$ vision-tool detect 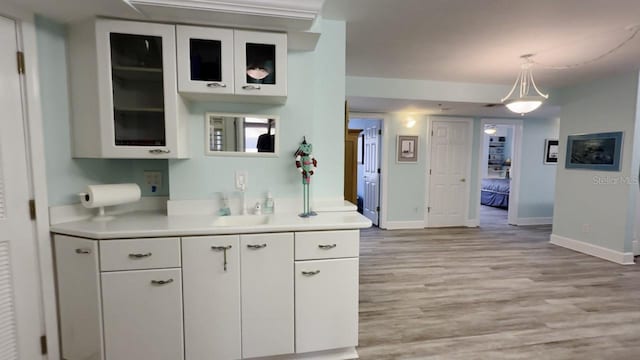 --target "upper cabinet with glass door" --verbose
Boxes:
[68,19,189,159]
[234,30,287,99]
